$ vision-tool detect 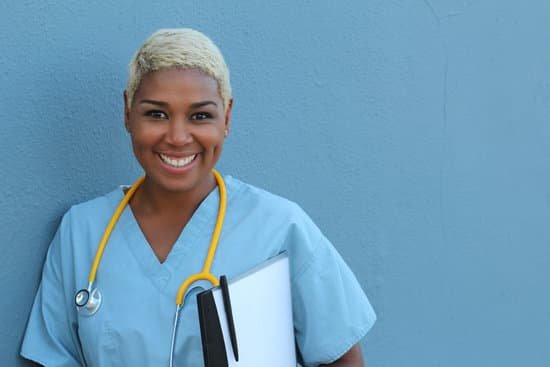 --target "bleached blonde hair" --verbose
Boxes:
[126,28,232,111]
